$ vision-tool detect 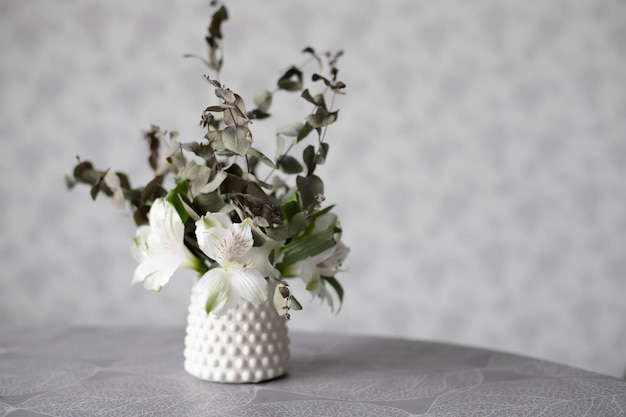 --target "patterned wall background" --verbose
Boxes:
[1,0,625,378]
